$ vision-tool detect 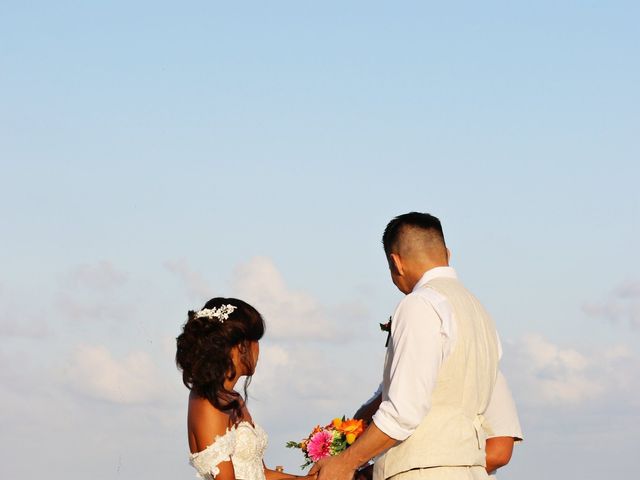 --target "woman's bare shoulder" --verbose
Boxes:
[188,393,233,452]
